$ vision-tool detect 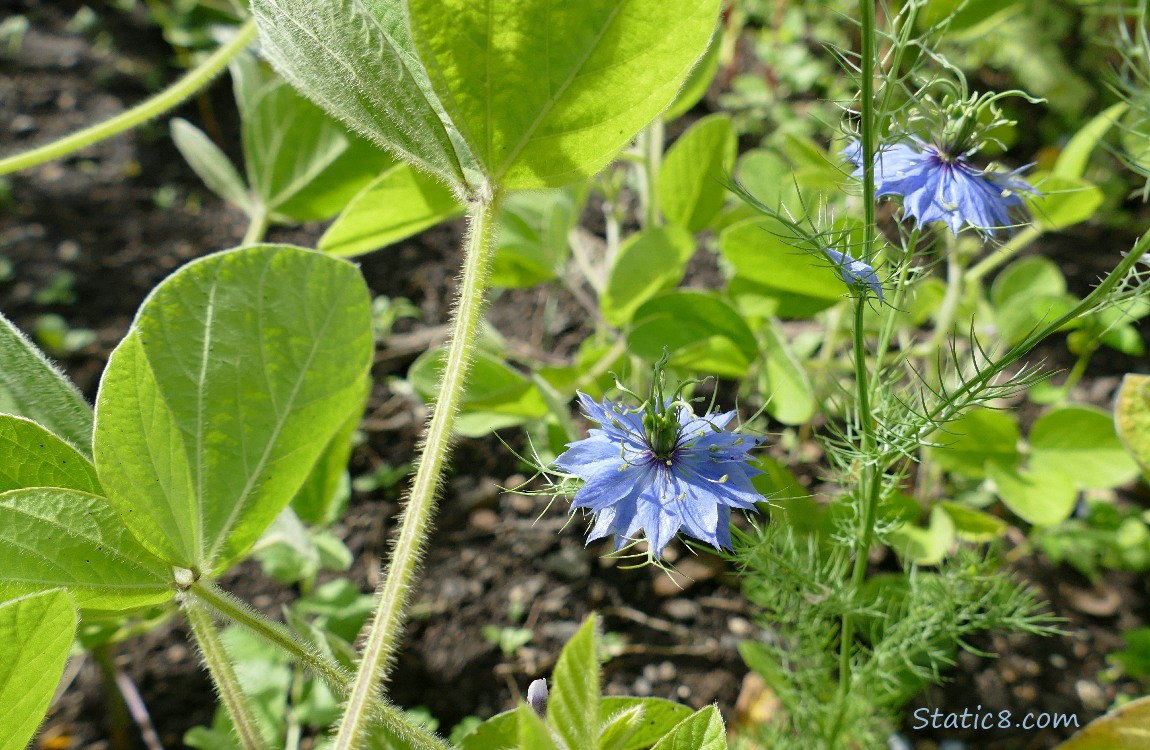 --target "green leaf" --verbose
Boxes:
[251,0,480,191]
[599,705,643,750]
[1053,102,1128,180]
[928,408,1021,479]
[628,291,758,378]
[548,614,599,750]
[663,24,721,121]
[601,227,695,326]
[0,590,76,750]
[658,115,736,232]
[407,0,721,189]
[938,501,1007,542]
[0,415,100,494]
[599,698,692,750]
[720,219,846,318]
[171,118,254,213]
[1027,174,1104,231]
[291,376,369,526]
[1116,374,1150,473]
[1028,406,1141,489]
[318,163,463,257]
[492,191,580,289]
[518,703,561,750]
[93,245,374,571]
[989,461,1077,527]
[0,311,93,455]
[0,488,172,612]
[275,133,397,223]
[759,317,815,426]
[650,705,726,750]
[1053,695,1150,750]
[990,256,1076,345]
[889,505,956,566]
[244,80,349,210]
